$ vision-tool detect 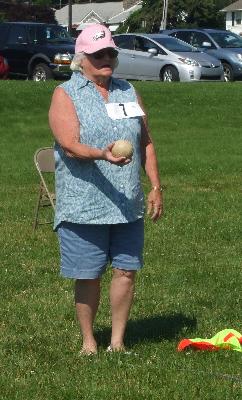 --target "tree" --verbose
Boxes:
[117,0,163,33]
[1,2,56,22]
[168,0,228,29]
[117,0,232,33]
